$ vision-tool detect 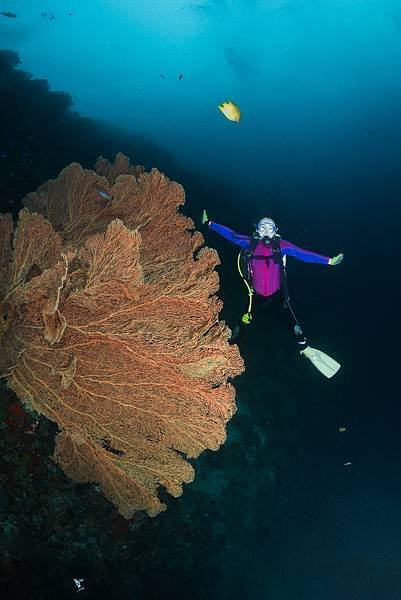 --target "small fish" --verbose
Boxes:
[160,73,166,78]
[73,578,85,592]
[338,426,347,433]
[344,462,352,466]
[178,73,183,80]
[27,419,39,435]
[1,11,18,18]
[218,100,241,122]
[98,190,112,200]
